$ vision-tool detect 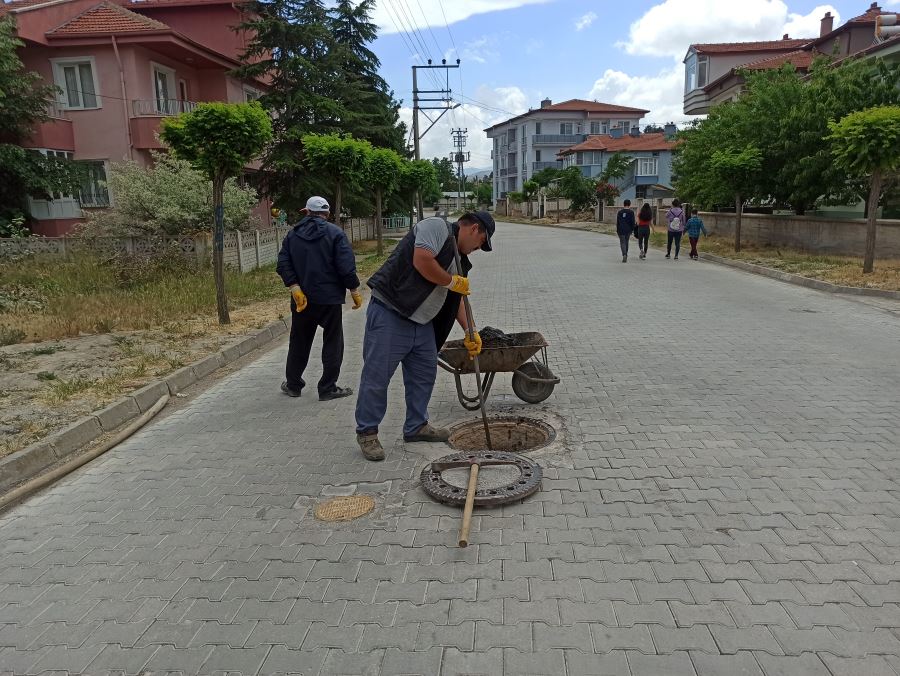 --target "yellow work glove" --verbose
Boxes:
[289,285,307,313]
[463,330,482,359]
[350,290,363,309]
[445,274,470,296]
